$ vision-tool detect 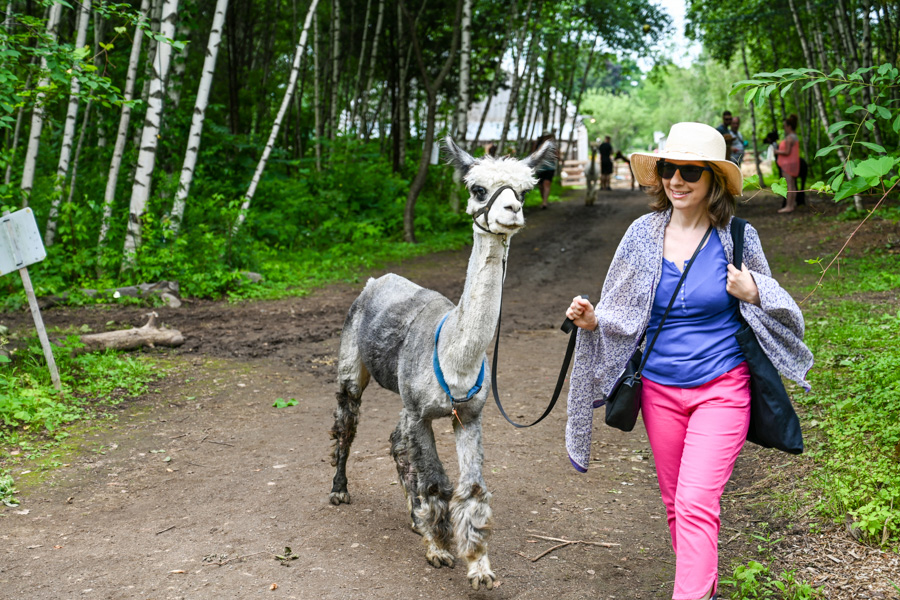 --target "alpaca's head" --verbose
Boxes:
[445,137,556,237]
